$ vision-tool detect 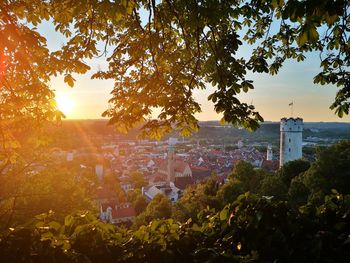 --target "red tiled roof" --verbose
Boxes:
[191,166,210,172]
[175,176,193,190]
[175,161,188,173]
[158,159,189,174]
[261,159,279,171]
[112,206,136,218]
